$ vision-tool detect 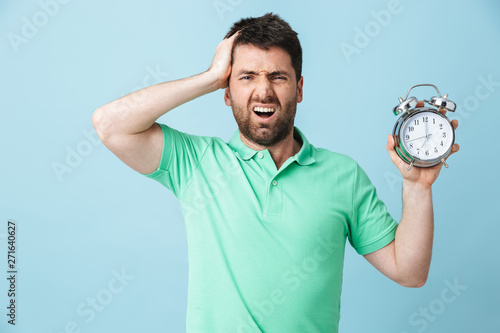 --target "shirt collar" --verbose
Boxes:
[228,126,315,166]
